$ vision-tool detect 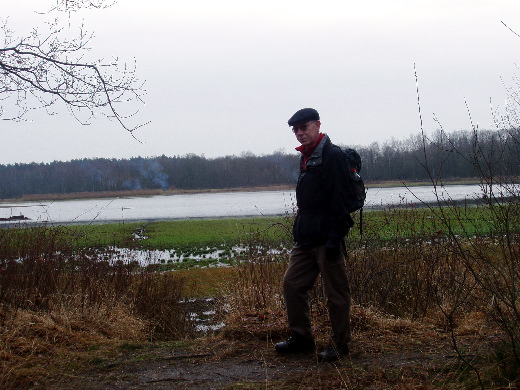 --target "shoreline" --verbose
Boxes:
[0,197,496,229]
[0,179,483,204]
